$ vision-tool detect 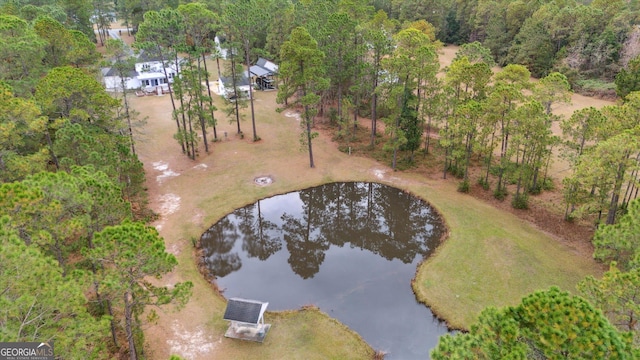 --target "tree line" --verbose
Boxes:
[375,0,640,86]
[0,6,192,360]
